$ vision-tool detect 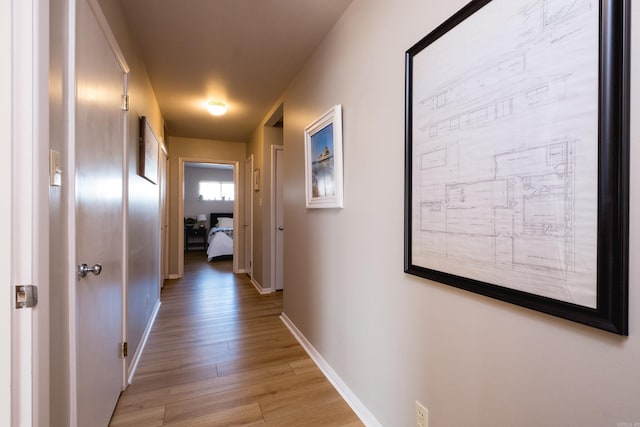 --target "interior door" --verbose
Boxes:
[74,0,126,424]
[244,156,253,276]
[274,147,284,291]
